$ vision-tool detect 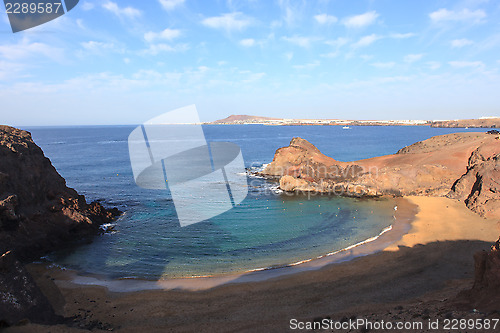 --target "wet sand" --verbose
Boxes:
[4,196,500,332]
